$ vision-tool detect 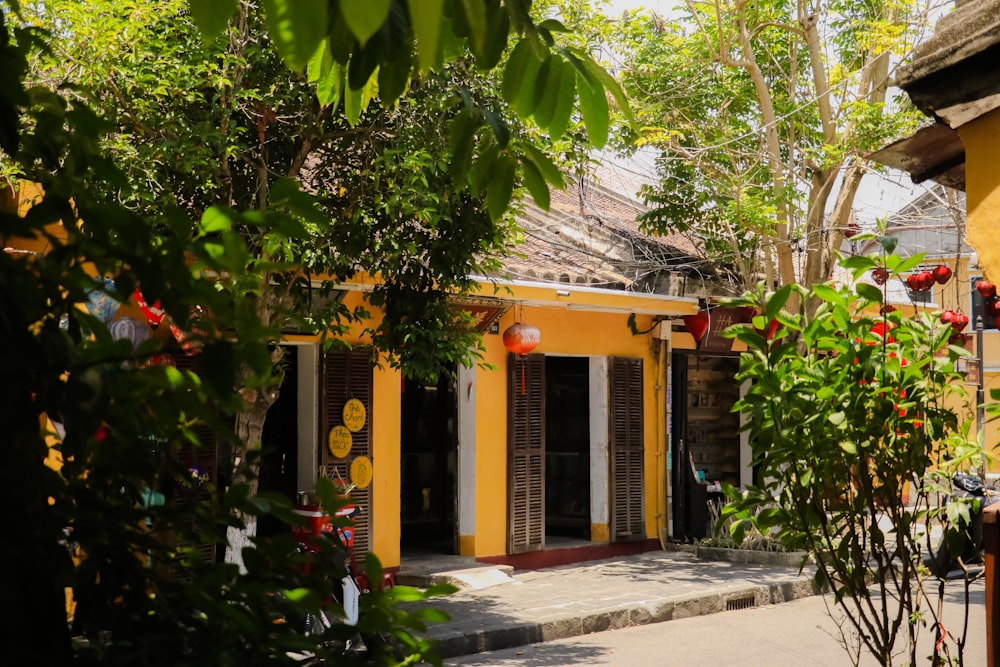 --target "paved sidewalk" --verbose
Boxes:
[405,549,821,659]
